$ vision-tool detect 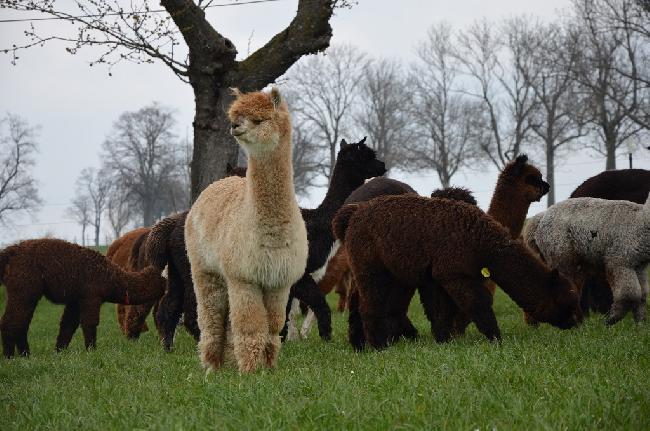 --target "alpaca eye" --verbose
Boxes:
[252,119,264,125]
